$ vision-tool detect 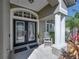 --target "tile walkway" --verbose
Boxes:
[28,44,62,59]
